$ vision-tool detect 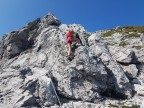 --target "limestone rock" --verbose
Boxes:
[0,13,144,108]
[40,13,61,29]
[122,64,138,79]
[0,18,40,59]
[109,46,138,64]
[88,33,132,98]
